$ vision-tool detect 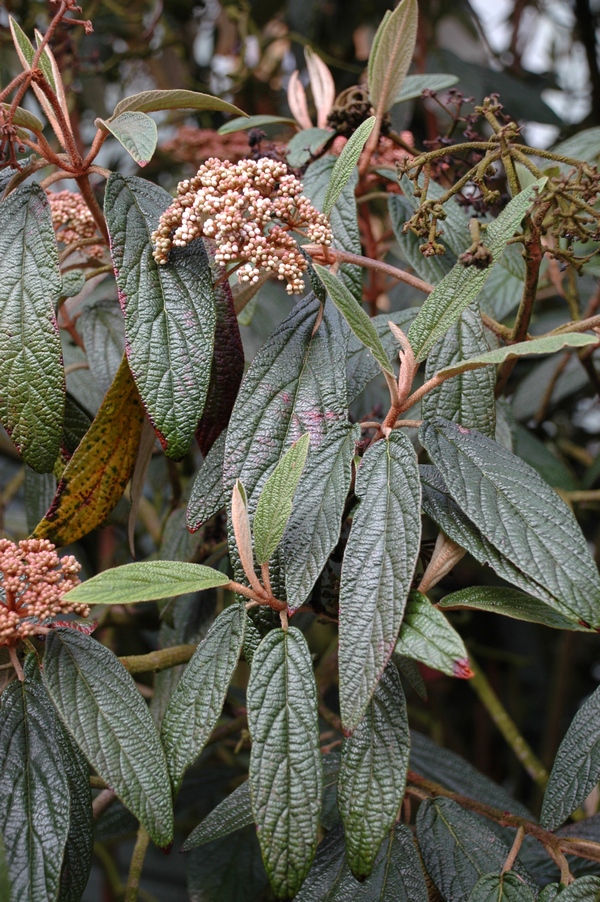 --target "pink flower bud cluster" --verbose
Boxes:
[152,157,333,294]
[0,538,87,646]
[47,190,104,258]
